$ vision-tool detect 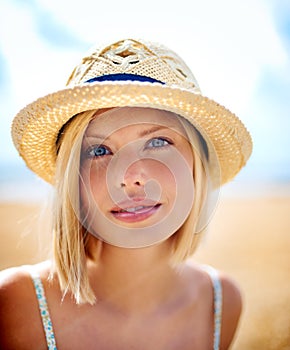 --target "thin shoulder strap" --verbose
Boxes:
[30,270,58,350]
[202,265,223,350]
